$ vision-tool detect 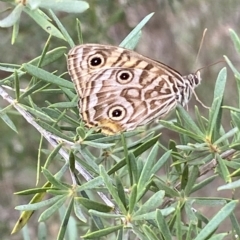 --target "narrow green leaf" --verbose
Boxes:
[30,47,67,67]
[76,197,113,212]
[21,104,55,122]
[194,201,238,240]
[42,168,70,190]
[142,224,159,240]
[184,166,199,196]
[216,154,230,182]
[115,174,127,210]
[134,191,165,217]
[57,197,74,240]
[44,143,63,168]
[74,198,87,222]
[39,195,68,222]
[133,207,175,221]
[49,102,78,108]
[156,210,172,240]
[38,222,47,240]
[230,213,240,238]
[137,143,159,199]
[36,0,89,13]
[37,121,73,141]
[82,225,123,239]
[153,179,179,197]
[0,4,23,27]
[208,233,228,240]
[194,198,227,206]
[100,166,127,214]
[128,152,139,184]
[169,140,181,173]
[218,178,240,190]
[120,12,154,49]
[89,210,124,219]
[82,140,115,149]
[15,187,50,195]
[24,8,65,40]
[160,120,202,141]
[15,195,64,211]
[184,200,198,225]
[0,106,18,133]
[224,55,240,79]
[23,64,74,89]
[14,70,20,101]
[191,175,216,193]
[176,105,204,138]
[229,29,240,53]
[11,18,20,44]
[151,150,171,175]
[207,68,227,140]
[128,184,137,215]
[49,9,75,47]
[181,165,189,190]
[108,134,161,175]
